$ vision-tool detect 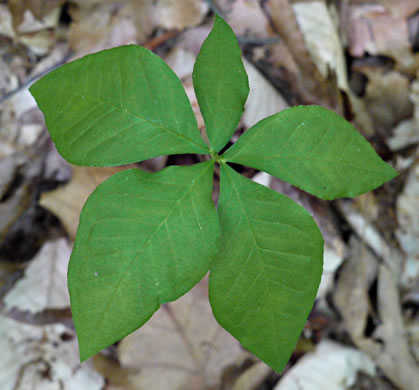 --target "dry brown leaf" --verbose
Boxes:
[139,155,169,173]
[265,0,320,98]
[177,23,212,54]
[184,77,206,131]
[358,67,413,133]
[40,165,134,240]
[232,361,272,390]
[336,199,398,273]
[242,59,288,128]
[265,0,342,111]
[4,239,71,313]
[0,142,45,246]
[215,0,272,38]
[0,2,60,55]
[0,315,104,390]
[0,4,15,38]
[0,162,41,244]
[289,1,377,138]
[68,1,153,57]
[8,0,64,31]
[388,119,419,151]
[117,278,248,390]
[334,236,419,390]
[155,0,208,30]
[273,340,376,390]
[334,237,378,343]
[342,2,419,73]
[369,265,419,390]
[378,0,419,18]
[388,75,419,150]
[396,160,419,288]
[165,47,196,80]
[0,56,18,96]
[293,1,349,92]
[0,87,41,159]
